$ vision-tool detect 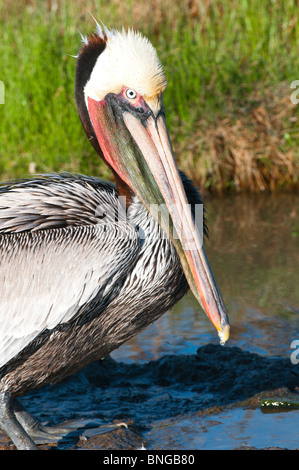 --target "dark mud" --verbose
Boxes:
[1,344,298,450]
